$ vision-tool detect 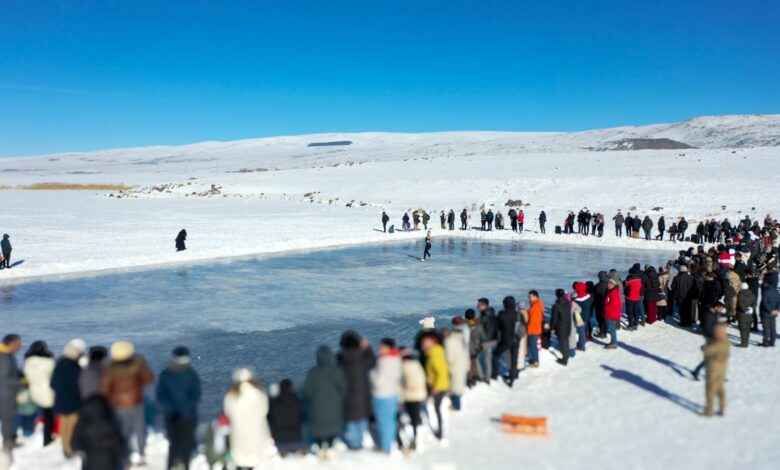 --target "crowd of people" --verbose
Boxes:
[379,209,777,247]
[2,221,779,469]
